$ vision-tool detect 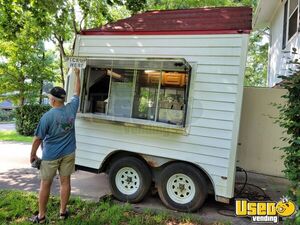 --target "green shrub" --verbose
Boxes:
[0,109,15,122]
[15,104,51,136]
[275,48,300,225]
